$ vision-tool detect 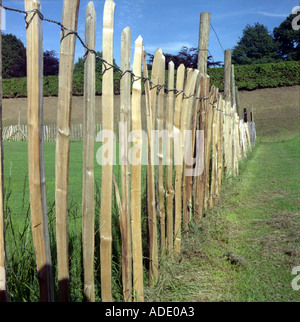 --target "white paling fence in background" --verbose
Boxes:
[3,124,102,142]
